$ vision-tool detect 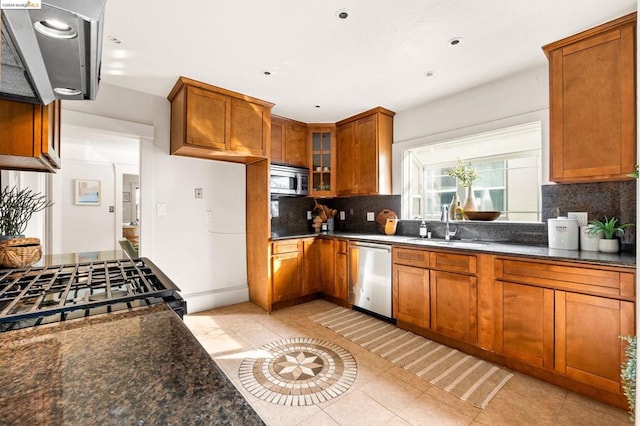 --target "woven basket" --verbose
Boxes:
[0,237,42,268]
